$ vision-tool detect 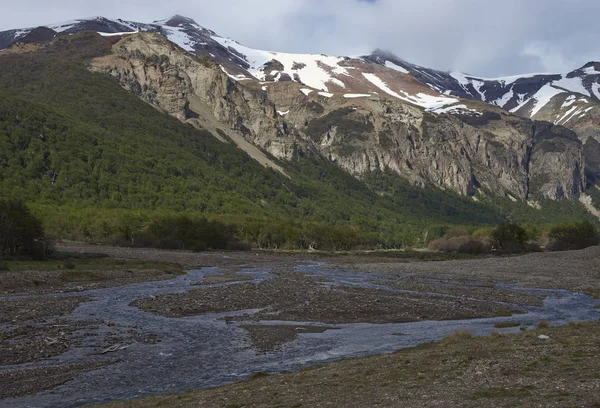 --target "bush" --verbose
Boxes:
[524,242,543,253]
[429,236,491,254]
[472,227,494,240]
[444,227,470,238]
[132,215,238,251]
[0,199,52,259]
[491,224,528,253]
[547,221,599,251]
